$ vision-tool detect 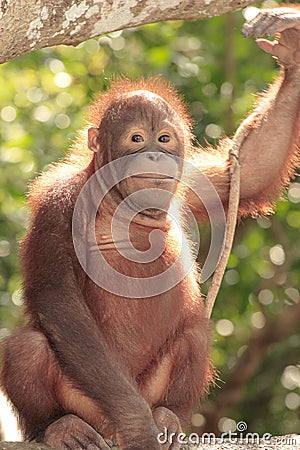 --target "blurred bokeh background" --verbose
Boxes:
[0,0,299,438]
